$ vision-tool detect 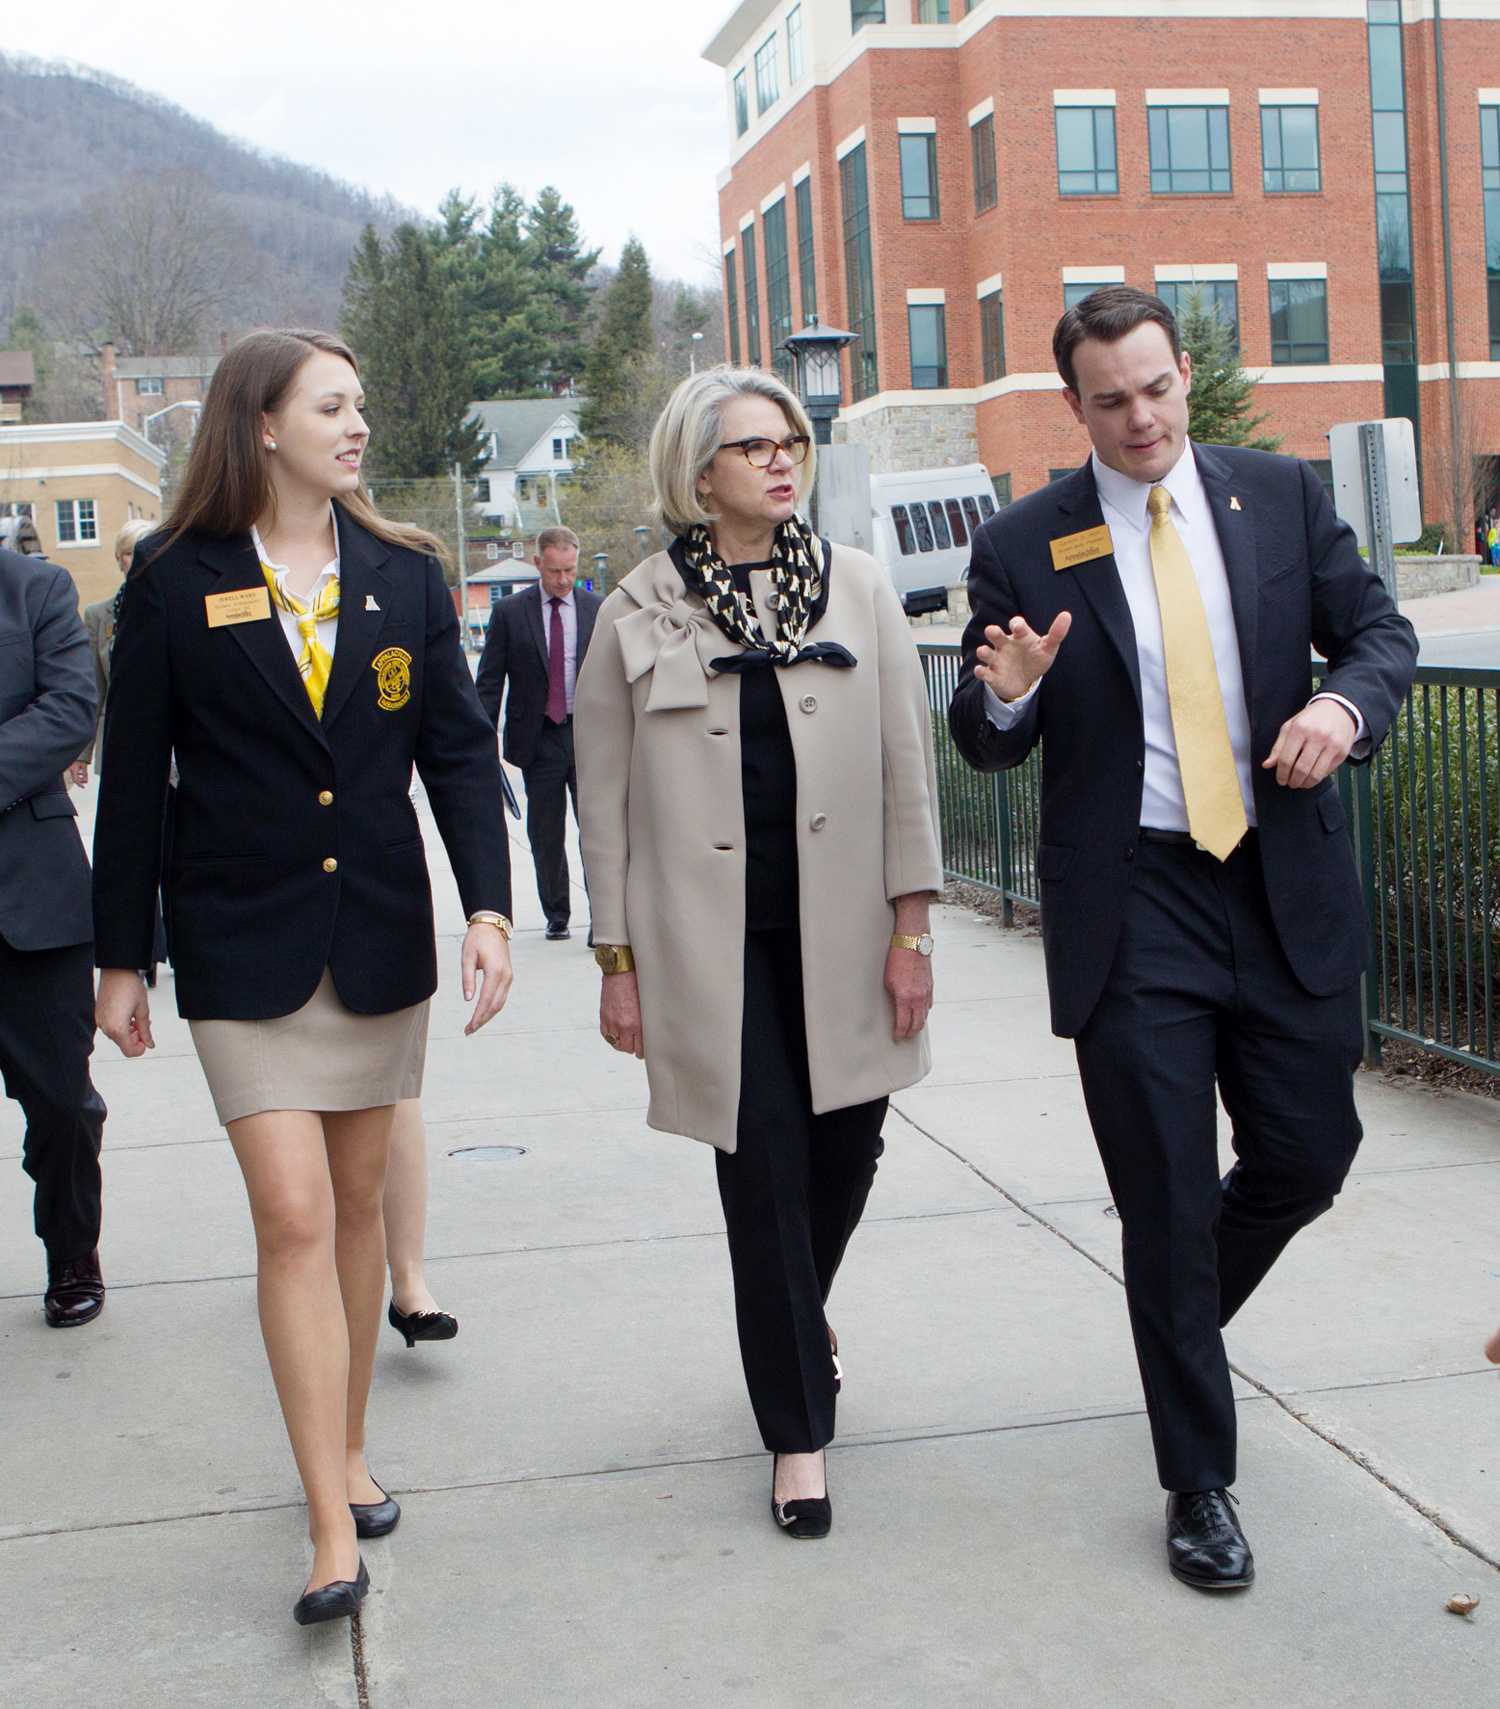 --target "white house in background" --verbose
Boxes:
[467,398,586,534]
